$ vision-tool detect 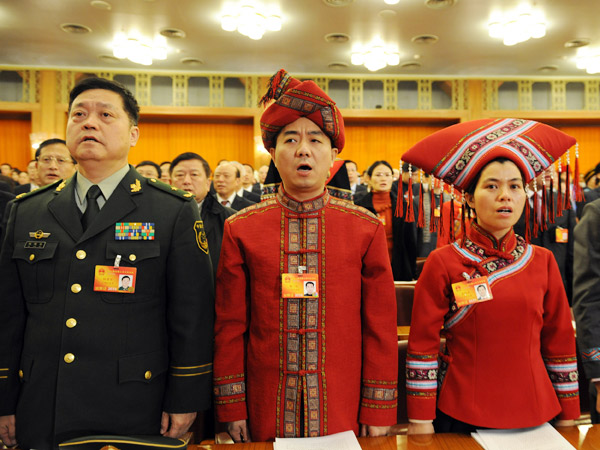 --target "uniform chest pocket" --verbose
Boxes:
[102,241,161,303]
[13,241,58,303]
